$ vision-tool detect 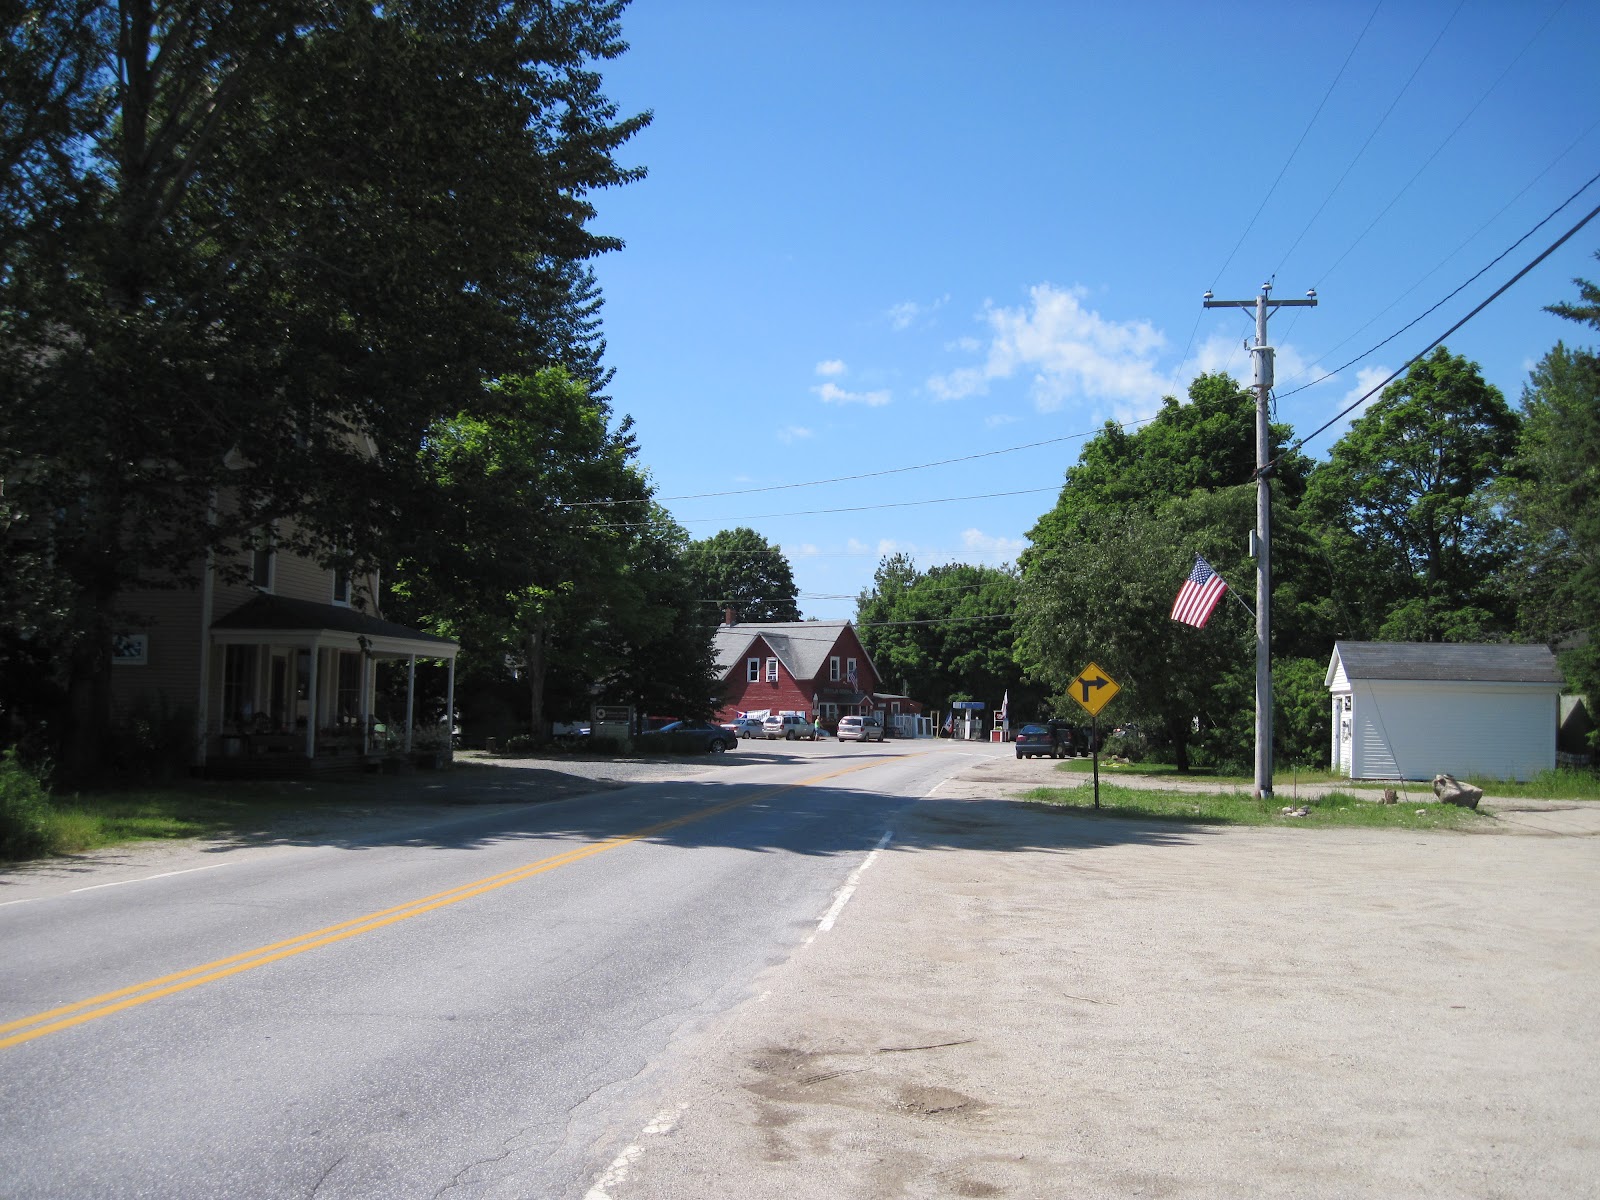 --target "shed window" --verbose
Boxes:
[829,656,840,681]
[766,657,778,682]
[747,658,760,682]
